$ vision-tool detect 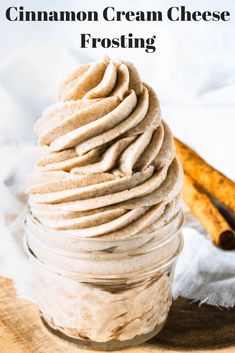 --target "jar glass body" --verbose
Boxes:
[25,208,183,350]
